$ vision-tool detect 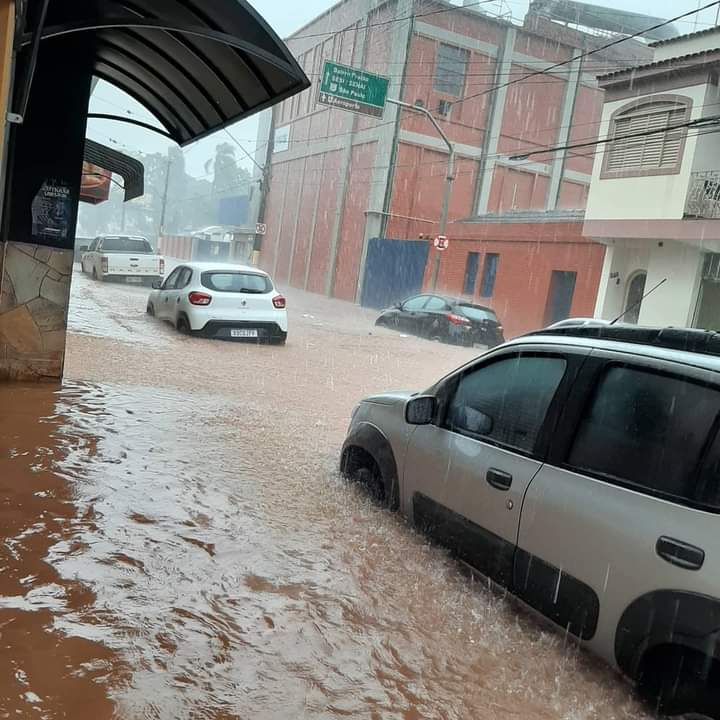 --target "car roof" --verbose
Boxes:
[407,293,495,311]
[180,262,271,277]
[507,326,720,373]
[451,299,496,311]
